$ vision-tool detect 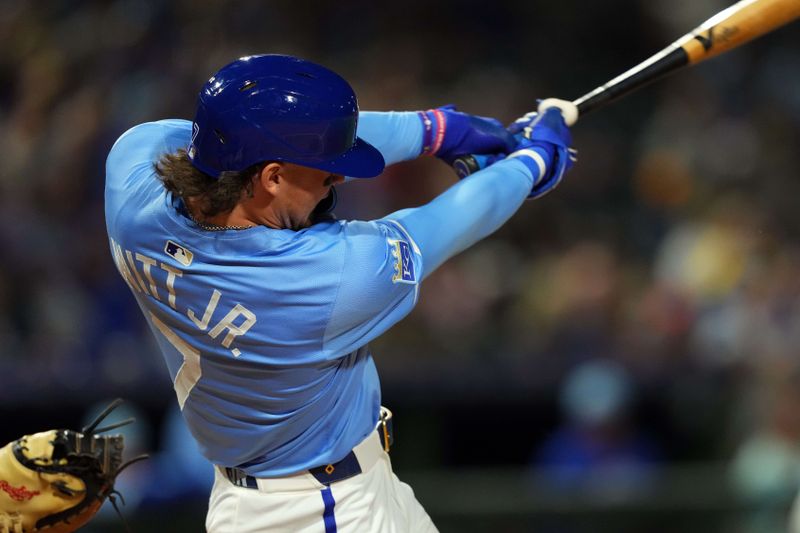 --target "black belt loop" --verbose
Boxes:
[225,467,257,489]
[379,408,393,453]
